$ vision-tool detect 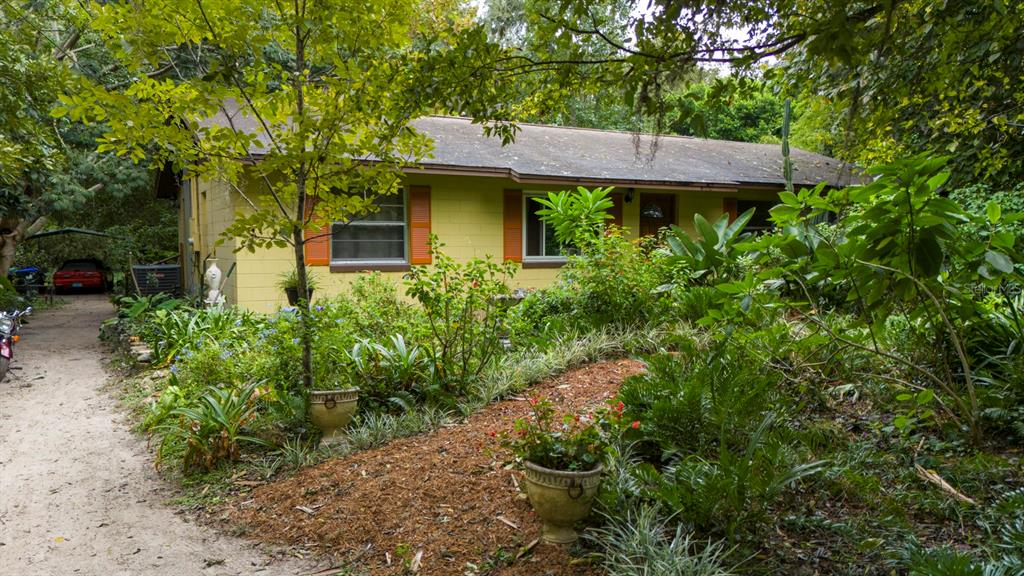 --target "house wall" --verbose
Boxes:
[193,172,781,312]
[181,176,238,303]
